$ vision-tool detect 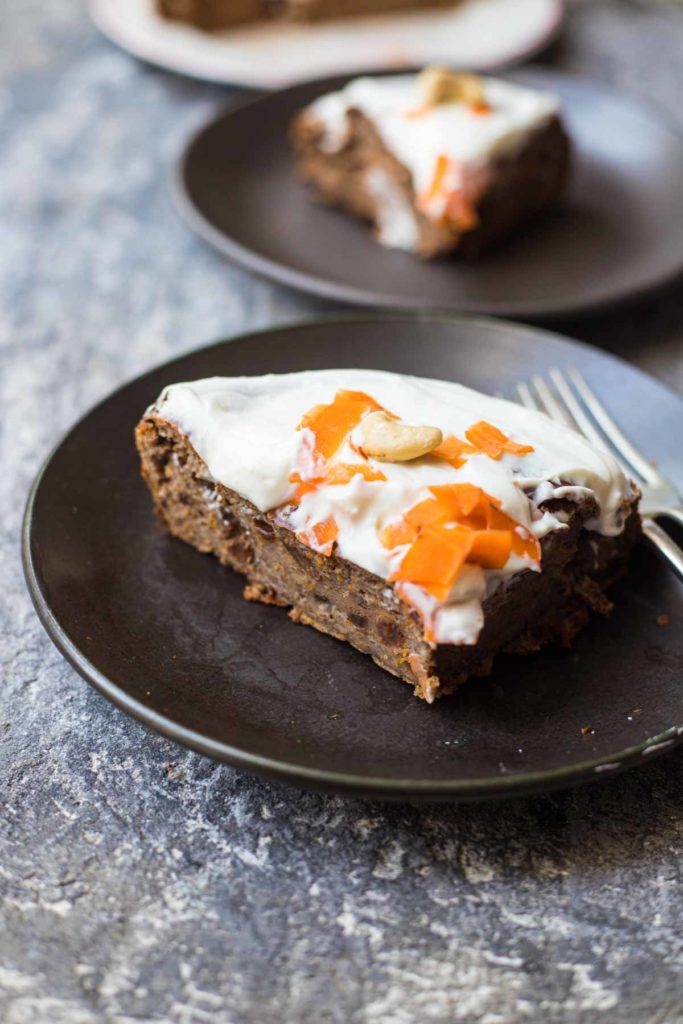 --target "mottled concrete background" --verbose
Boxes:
[2,2,682,1022]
